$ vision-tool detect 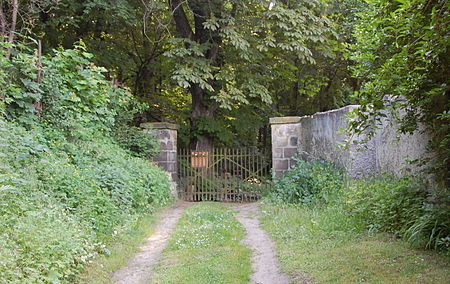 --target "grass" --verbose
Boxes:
[260,202,450,283]
[78,211,161,284]
[148,203,251,284]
